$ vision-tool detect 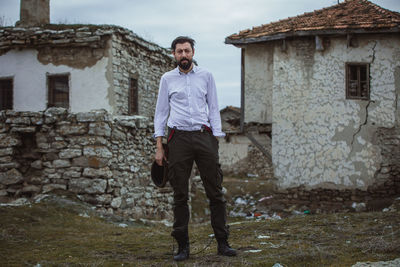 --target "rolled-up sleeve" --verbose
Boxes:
[206,73,225,137]
[153,76,169,138]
